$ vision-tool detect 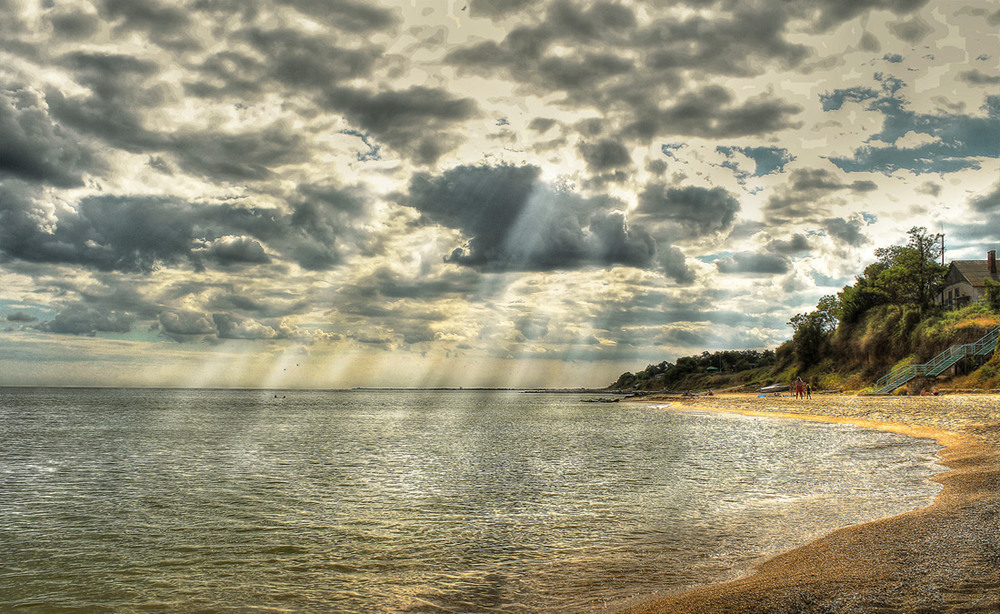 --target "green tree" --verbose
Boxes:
[787,303,837,368]
[868,227,947,312]
[836,227,947,322]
